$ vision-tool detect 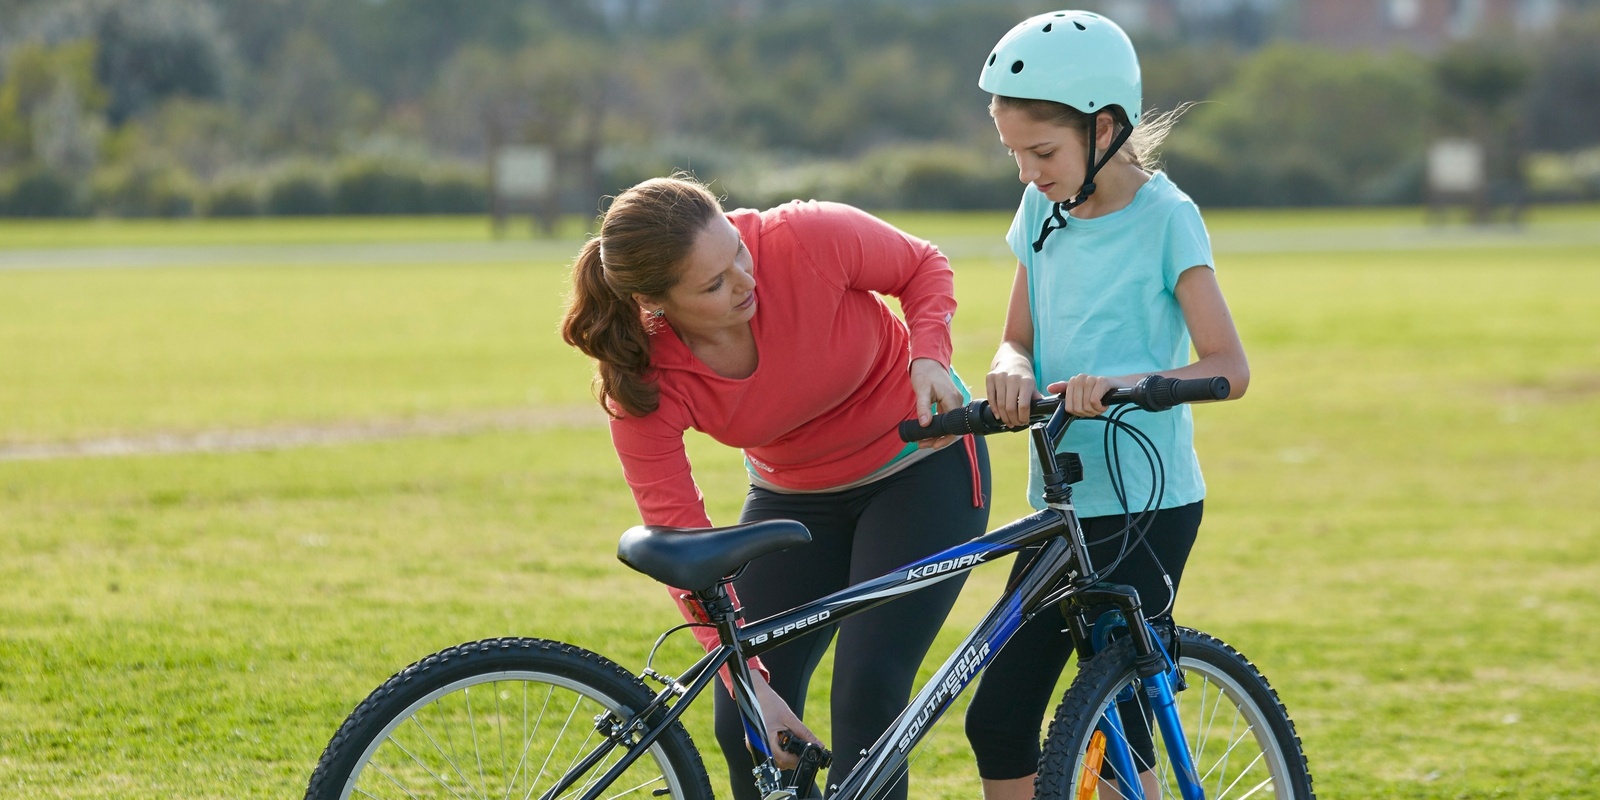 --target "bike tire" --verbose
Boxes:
[304,637,714,800]
[1036,627,1314,800]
